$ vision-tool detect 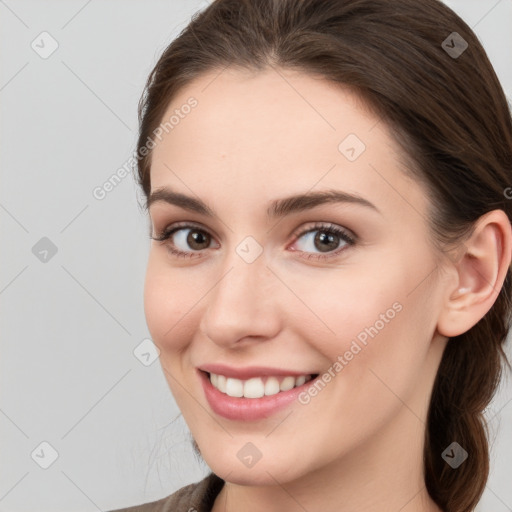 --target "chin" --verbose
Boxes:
[200,444,307,486]
[212,463,297,486]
